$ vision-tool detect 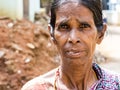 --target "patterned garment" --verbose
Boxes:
[21,63,120,90]
[90,63,120,90]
